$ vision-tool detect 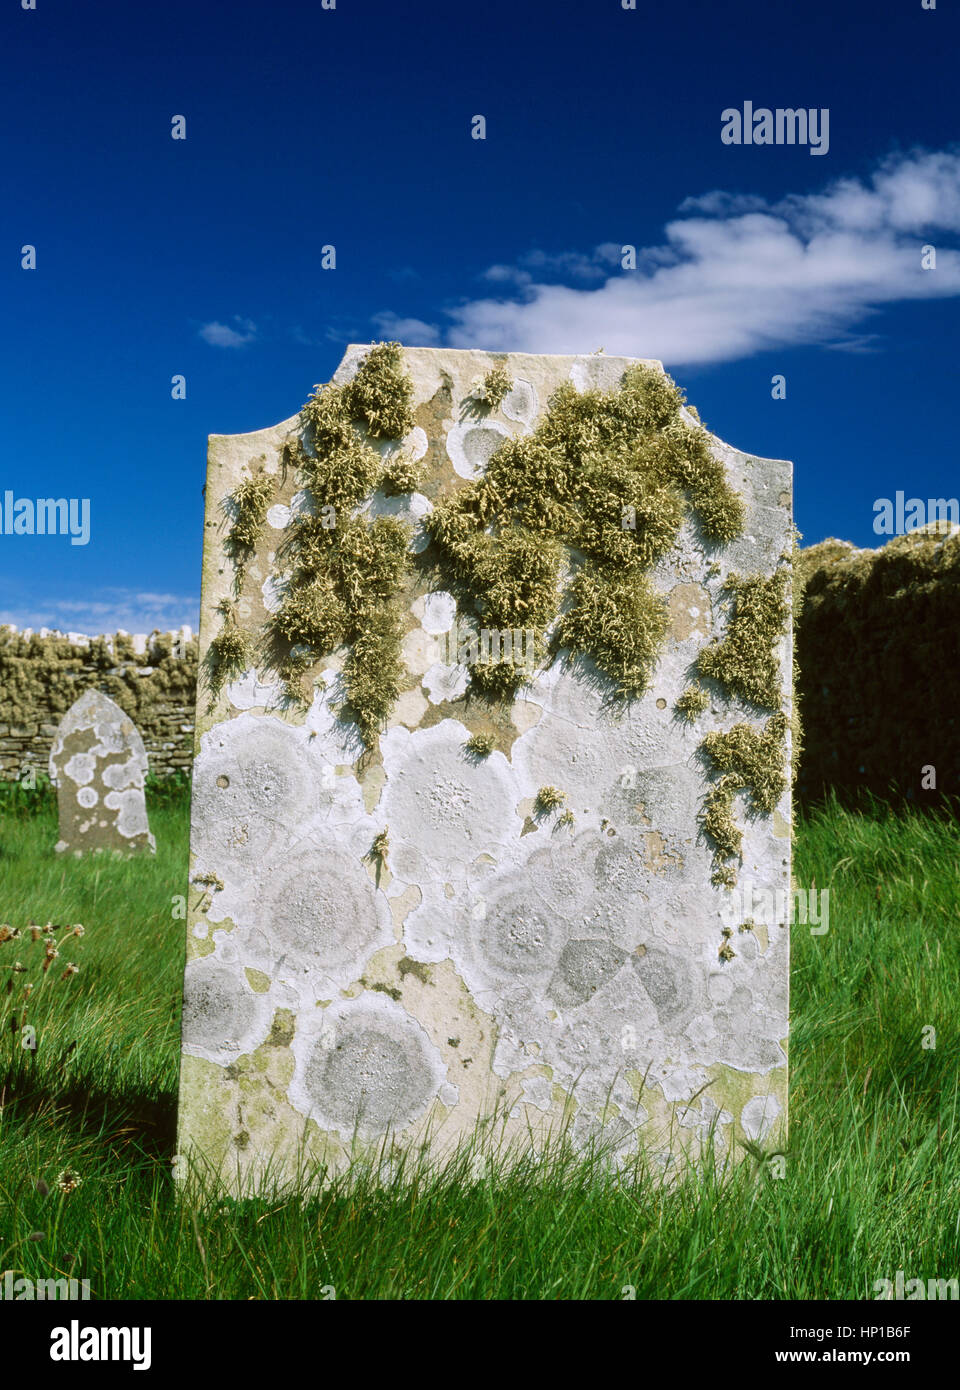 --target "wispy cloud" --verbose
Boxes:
[482,243,622,288]
[371,311,441,346]
[380,149,960,366]
[199,316,257,348]
[0,587,199,636]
